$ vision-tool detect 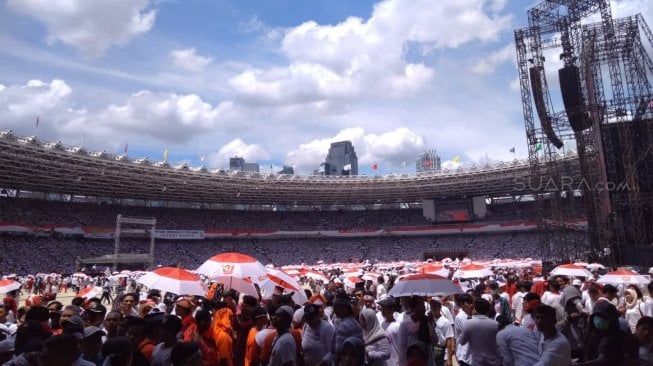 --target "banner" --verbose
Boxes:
[155,230,205,240]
